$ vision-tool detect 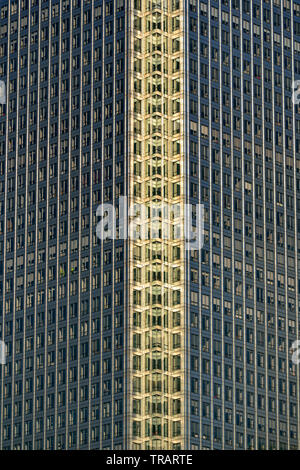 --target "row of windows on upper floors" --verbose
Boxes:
[191,0,296,17]
[194,99,300,128]
[1,67,123,98]
[0,226,113,251]
[1,295,297,327]
[190,431,293,450]
[190,386,297,416]
[1,150,298,191]
[131,372,296,398]
[190,72,296,98]
[2,280,297,320]
[4,433,296,453]
[190,131,300,158]
[1,383,124,413]
[2,193,114,218]
[2,55,298,92]
[5,306,295,334]
[2,403,123,425]
[2,199,296,228]
[0,119,123,145]
[4,23,300,64]
[1,63,297,108]
[1,354,298,393]
[2,334,298,368]
[1,94,297,136]
[1,185,121,211]
[3,20,122,43]
[0,183,299,210]
[1,329,297,360]
[2,293,297,326]
[3,146,294,183]
[2,174,295,201]
[1,197,298,233]
[1,0,124,20]
[0,21,125,52]
[4,305,291,335]
[201,320,297,344]
[1,187,297,222]
[0,42,238,76]
[2,380,295,411]
[190,74,297,105]
[2,280,123,306]
[0,71,123,106]
[0,0,124,30]
[196,374,297,397]
[201,228,297,253]
[2,145,124,173]
[1,152,298,185]
[2,423,122,446]
[3,239,296,279]
[0,13,125,56]
[1,229,298,272]
[2,127,123,153]
[3,339,127,366]
[0,0,298,31]
[4,424,124,446]
[3,241,123,267]
[190,105,300,137]
[1,86,298,130]
[190,101,296,133]
[2,335,125,360]
[189,43,299,76]
[1,374,298,408]
[3,115,297,150]
[3,261,125,286]
[189,2,300,34]
[1,149,122,181]
[2,305,123,330]
[1,126,299,159]
[1,265,297,302]
[2,160,297,193]
[0,81,297,125]
[4,364,297,396]
[192,340,295,362]
[190,15,300,44]
[2,63,124,94]
[1,128,119,154]
[1,73,123,106]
